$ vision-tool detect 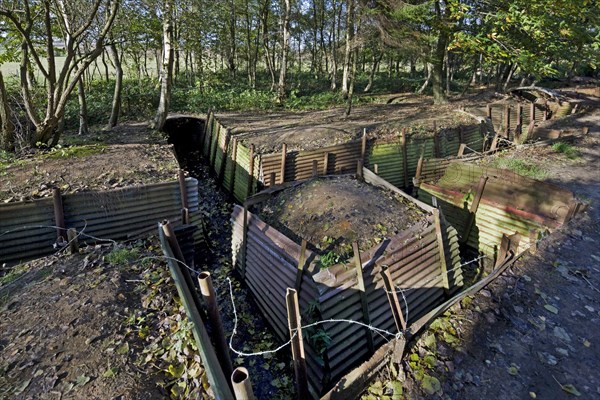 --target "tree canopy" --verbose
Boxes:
[0,0,597,150]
